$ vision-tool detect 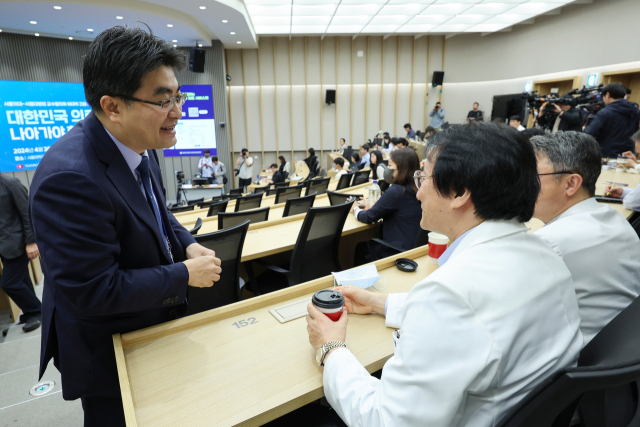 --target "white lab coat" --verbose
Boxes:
[323,220,582,427]
[535,198,640,346]
[621,182,640,211]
